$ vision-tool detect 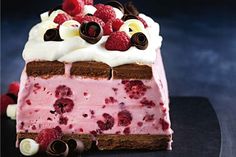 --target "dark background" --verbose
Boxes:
[1,0,236,157]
